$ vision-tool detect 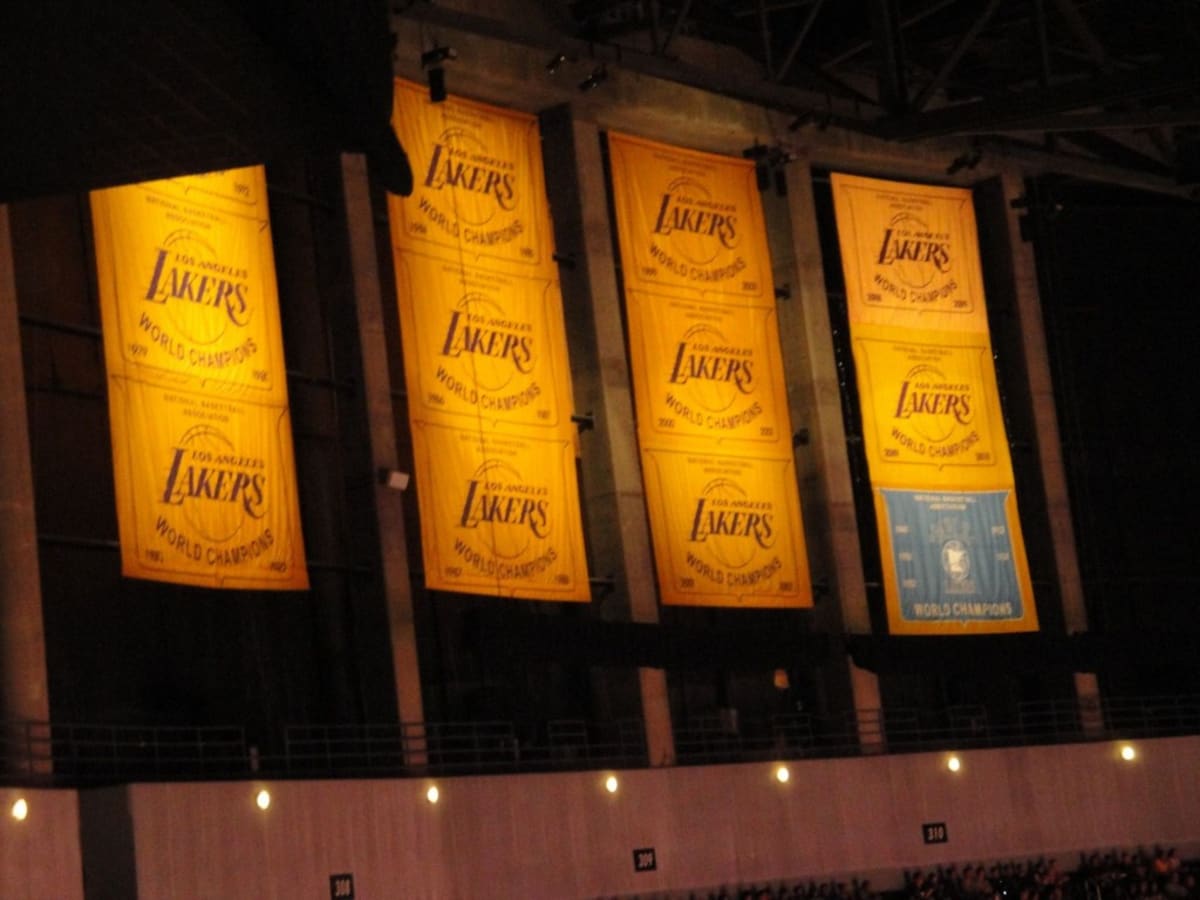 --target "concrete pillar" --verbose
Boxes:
[997,174,1089,635]
[996,173,1099,731]
[339,155,427,764]
[0,205,51,771]
[553,114,676,766]
[781,159,883,750]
